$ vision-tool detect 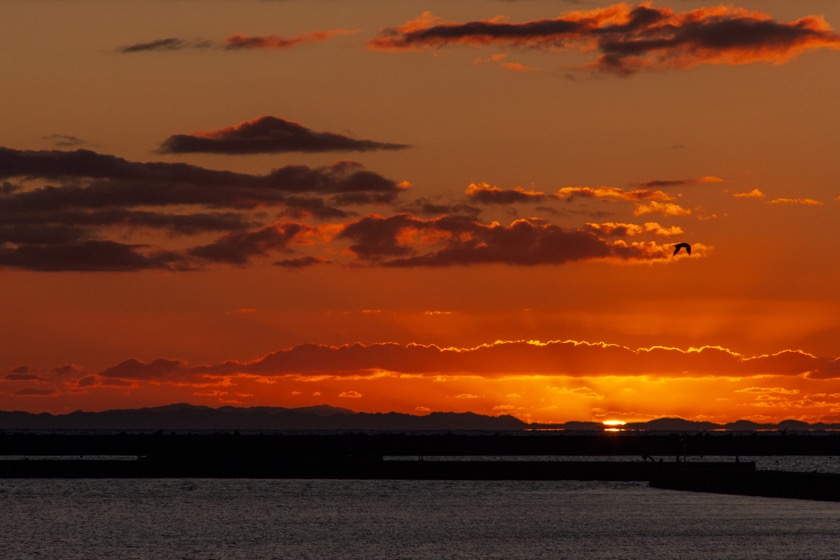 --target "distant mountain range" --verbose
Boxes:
[0,404,838,432]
